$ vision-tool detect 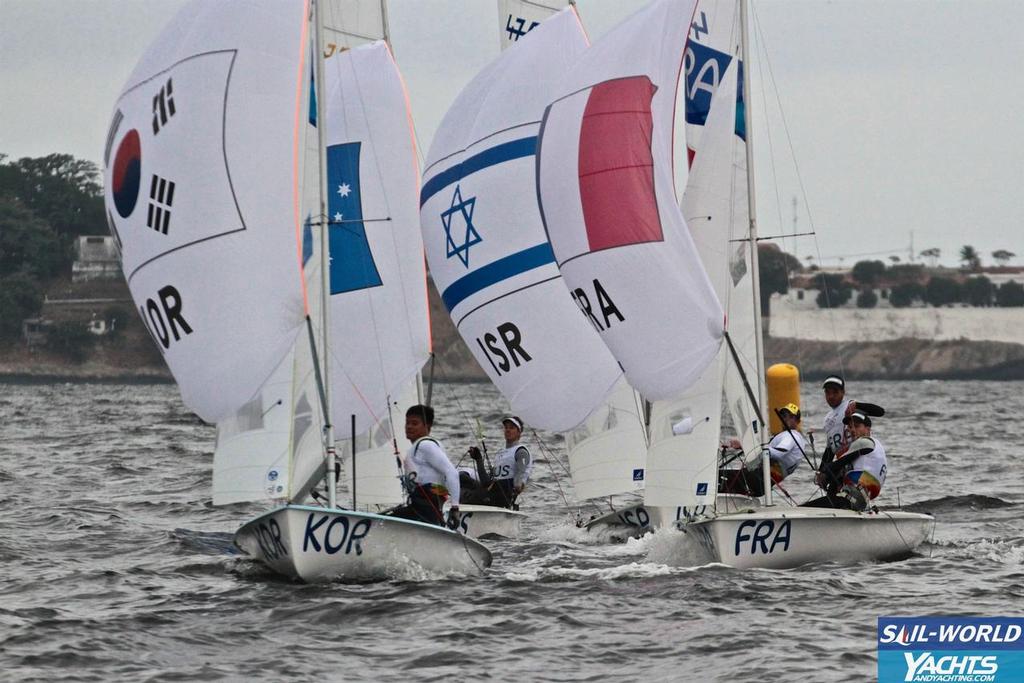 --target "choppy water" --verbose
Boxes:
[1,379,1022,682]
